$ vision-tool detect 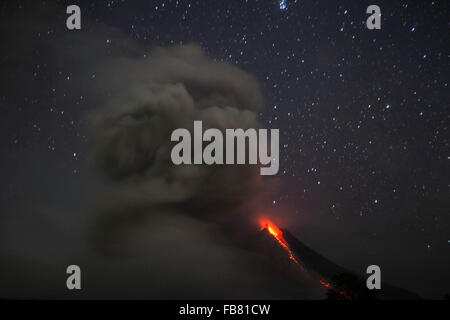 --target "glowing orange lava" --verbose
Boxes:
[259,218,299,264]
[320,280,332,288]
[320,279,351,299]
[259,218,351,299]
